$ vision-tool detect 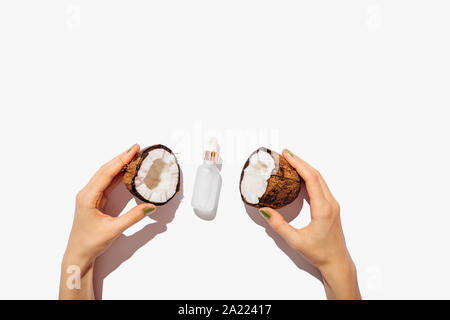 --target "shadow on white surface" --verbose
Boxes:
[93,172,183,299]
[244,181,322,282]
